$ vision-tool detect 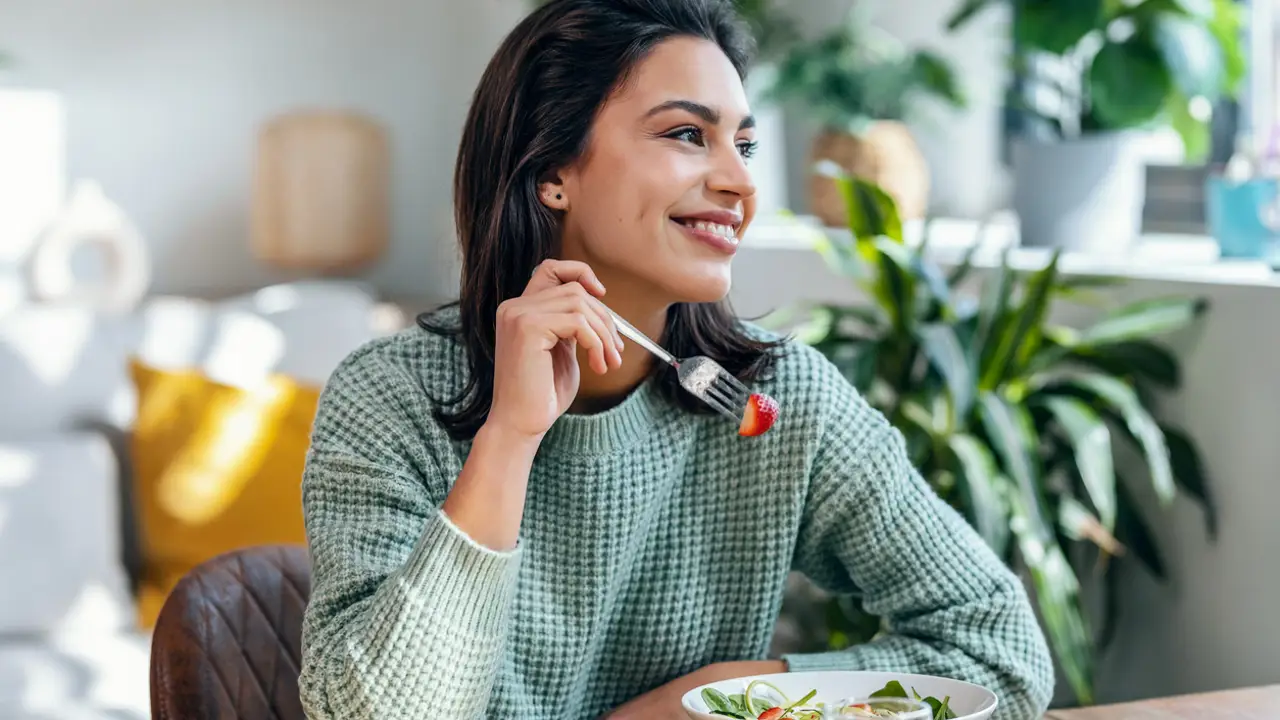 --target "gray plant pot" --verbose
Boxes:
[1012,132,1148,253]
